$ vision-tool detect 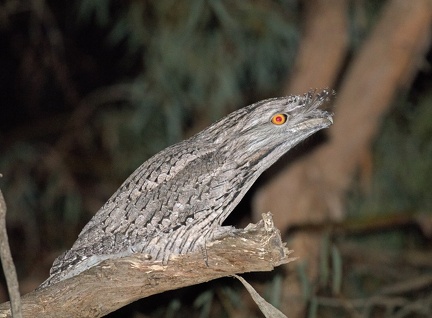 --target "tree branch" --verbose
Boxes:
[0,178,23,318]
[0,213,294,318]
